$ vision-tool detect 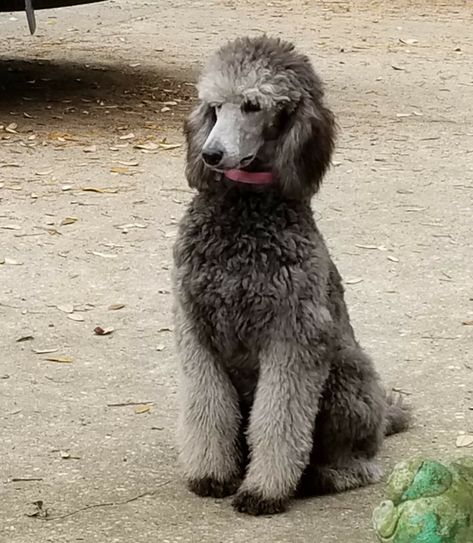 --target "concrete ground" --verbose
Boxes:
[1,1,472,541]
